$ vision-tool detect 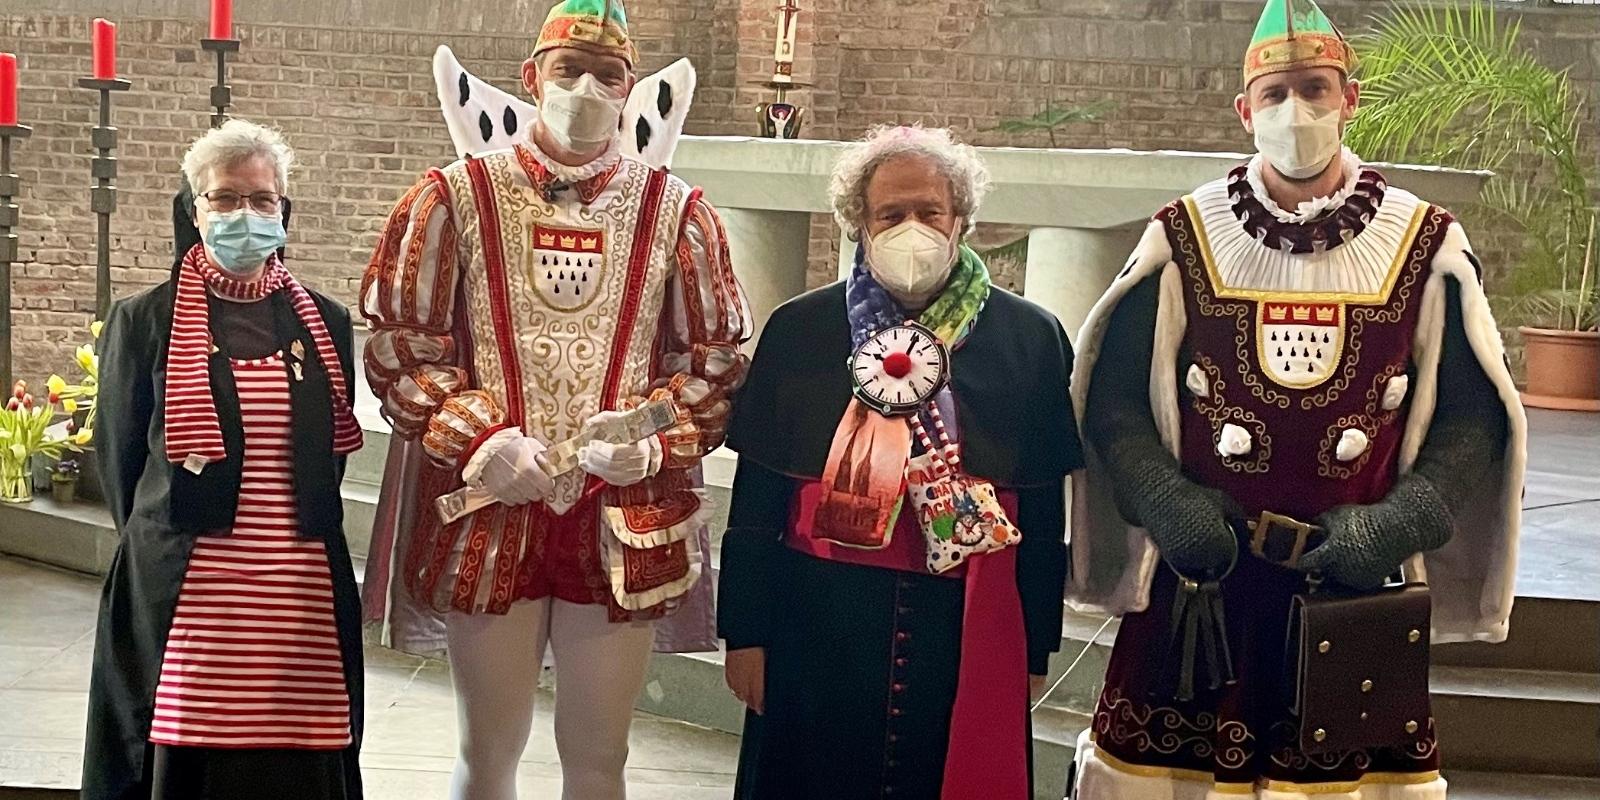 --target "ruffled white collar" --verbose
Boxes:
[523,135,623,184]
[1245,147,1363,224]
